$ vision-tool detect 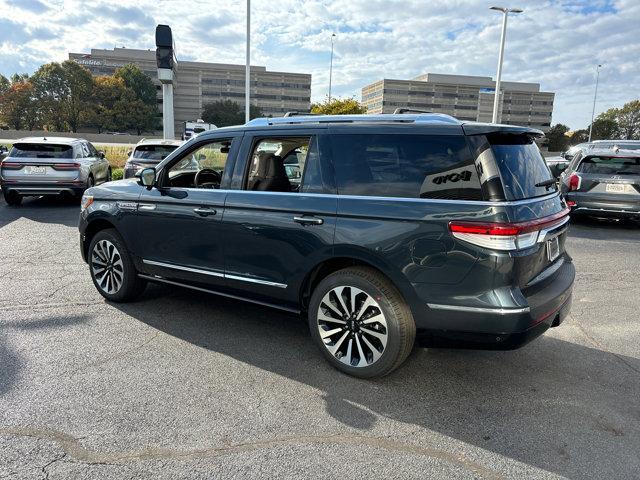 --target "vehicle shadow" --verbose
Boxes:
[113,284,640,479]
[0,315,91,397]
[0,195,80,228]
